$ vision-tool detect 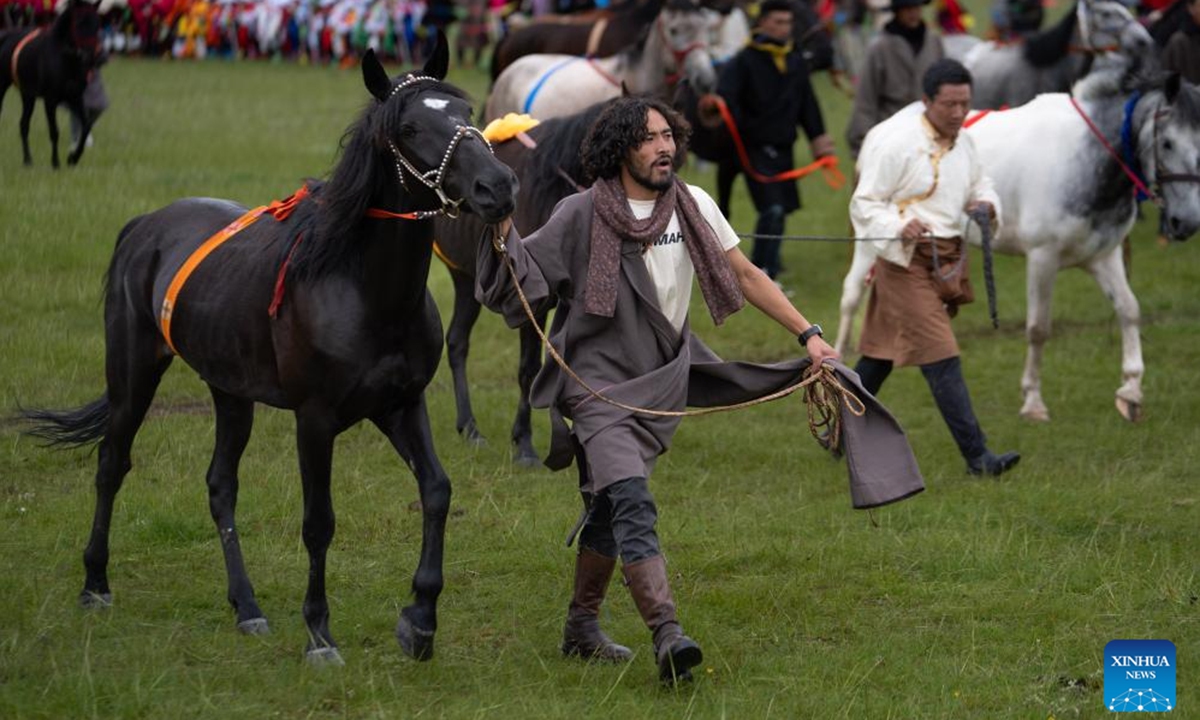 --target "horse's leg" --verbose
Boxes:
[42,98,60,168]
[82,309,173,607]
[512,311,545,467]
[833,243,877,356]
[206,387,269,634]
[1019,246,1058,422]
[294,408,342,666]
[445,267,486,445]
[372,395,449,662]
[1084,244,1144,422]
[716,161,738,220]
[18,92,35,165]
